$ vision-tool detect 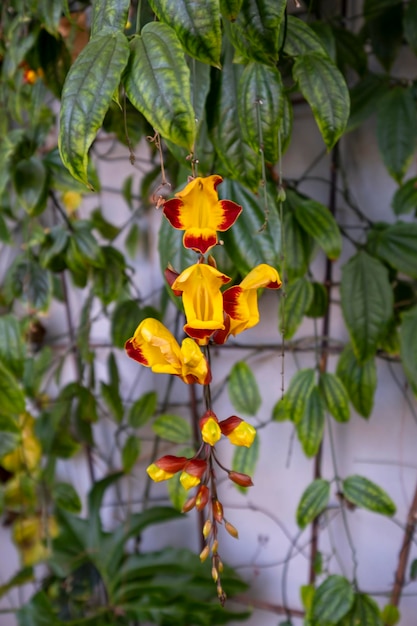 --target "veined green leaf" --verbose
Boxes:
[347,73,389,132]
[59,33,129,187]
[283,207,315,280]
[341,594,383,626]
[284,368,316,424]
[293,53,350,149]
[13,156,47,214]
[284,16,328,57]
[334,27,367,76]
[312,575,354,624]
[319,372,350,423]
[340,251,393,363]
[37,0,63,35]
[232,434,259,493]
[373,222,417,278]
[392,177,417,215]
[399,305,417,396]
[91,0,130,36]
[228,361,261,416]
[280,277,314,340]
[220,0,243,21]
[238,62,284,163]
[0,414,21,457]
[0,315,26,379]
[125,24,196,151]
[128,391,158,428]
[377,87,417,183]
[122,435,141,473]
[305,282,328,318]
[404,0,417,55]
[148,0,221,67]
[296,387,325,458]
[53,482,82,514]
[167,471,188,511]
[152,414,191,443]
[289,190,342,260]
[208,46,260,190]
[336,344,377,418]
[0,361,25,415]
[220,179,281,274]
[296,479,330,529]
[342,474,396,516]
[227,0,286,64]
